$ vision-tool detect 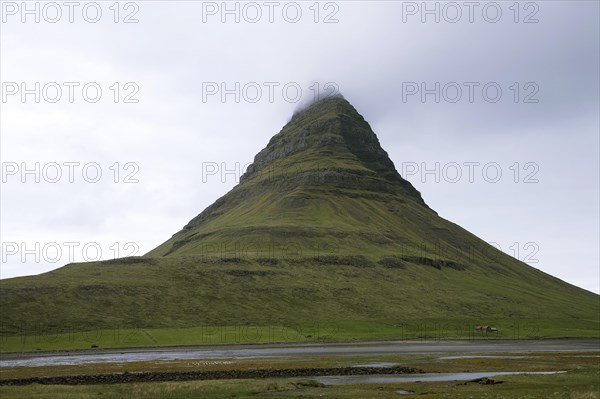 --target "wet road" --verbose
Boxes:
[1,339,598,368]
